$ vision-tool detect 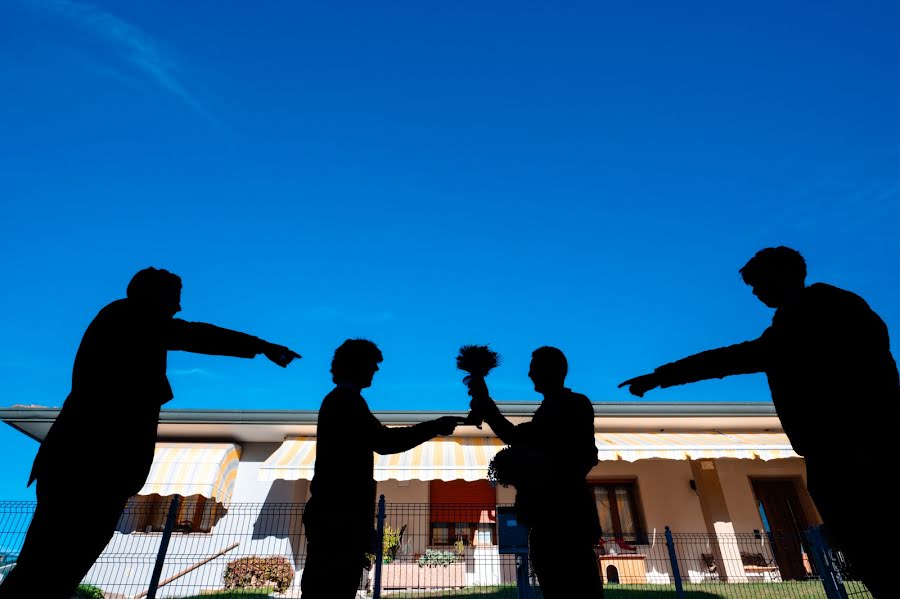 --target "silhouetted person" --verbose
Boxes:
[469,347,603,598]
[0,267,300,599]
[300,339,461,599]
[620,246,898,598]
